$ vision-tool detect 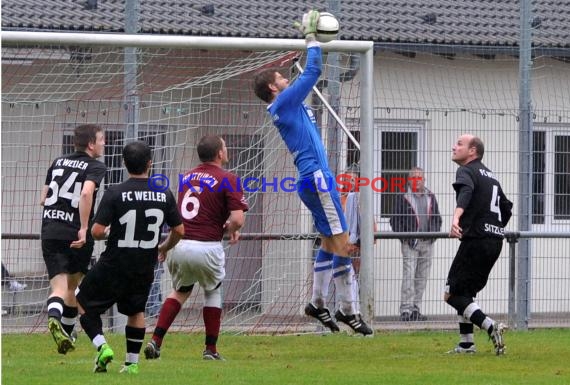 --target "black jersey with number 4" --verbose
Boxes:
[42,151,107,241]
[93,178,182,276]
[453,159,513,239]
